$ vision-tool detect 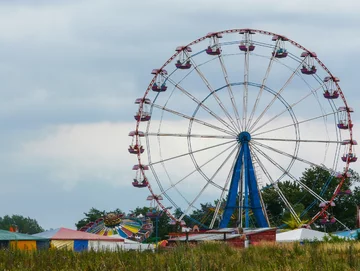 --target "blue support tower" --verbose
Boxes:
[219,131,268,228]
